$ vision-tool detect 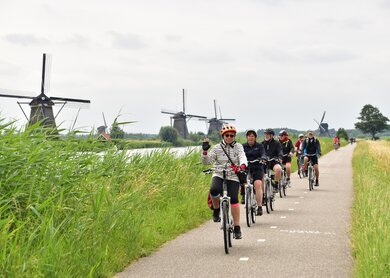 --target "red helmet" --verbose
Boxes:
[220,124,237,136]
